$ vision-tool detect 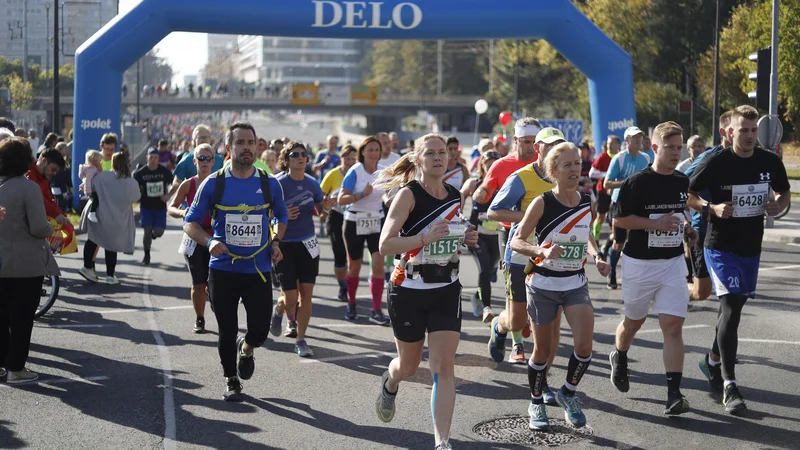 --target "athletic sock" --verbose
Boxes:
[370,276,384,312]
[591,220,602,241]
[337,279,347,291]
[346,275,359,305]
[666,372,682,394]
[724,380,737,389]
[287,314,296,322]
[527,360,548,404]
[511,330,523,346]
[494,319,507,338]
[707,353,721,367]
[616,348,628,366]
[565,352,592,391]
